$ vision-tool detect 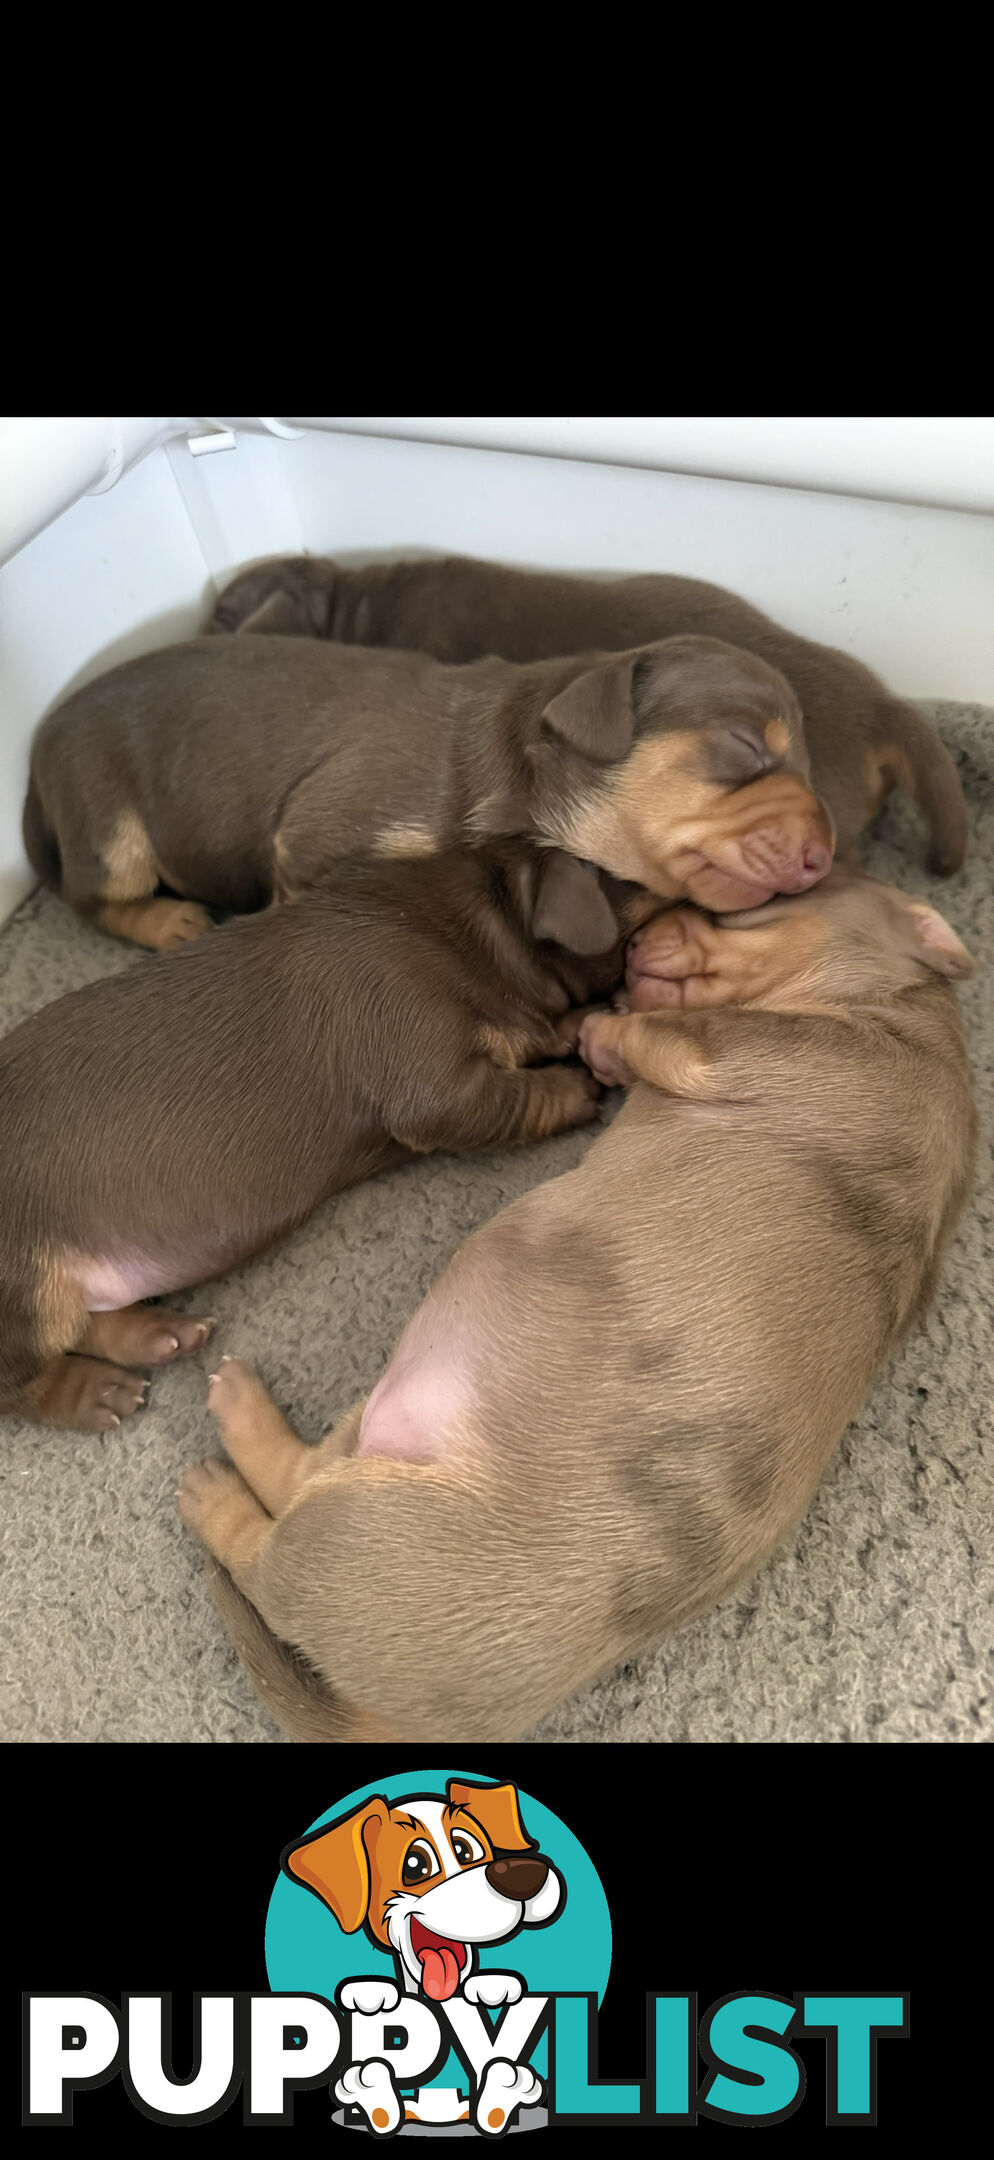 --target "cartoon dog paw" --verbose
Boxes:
[339,1979,401,2015]
[463,1973,523,2008]
[474,2059,543,2135]
[335,2059,400,2135]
